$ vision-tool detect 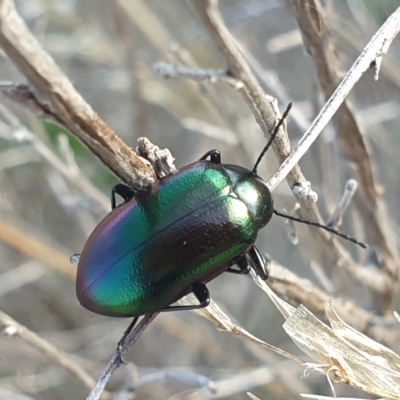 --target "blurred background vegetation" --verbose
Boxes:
[1,0,400,399]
